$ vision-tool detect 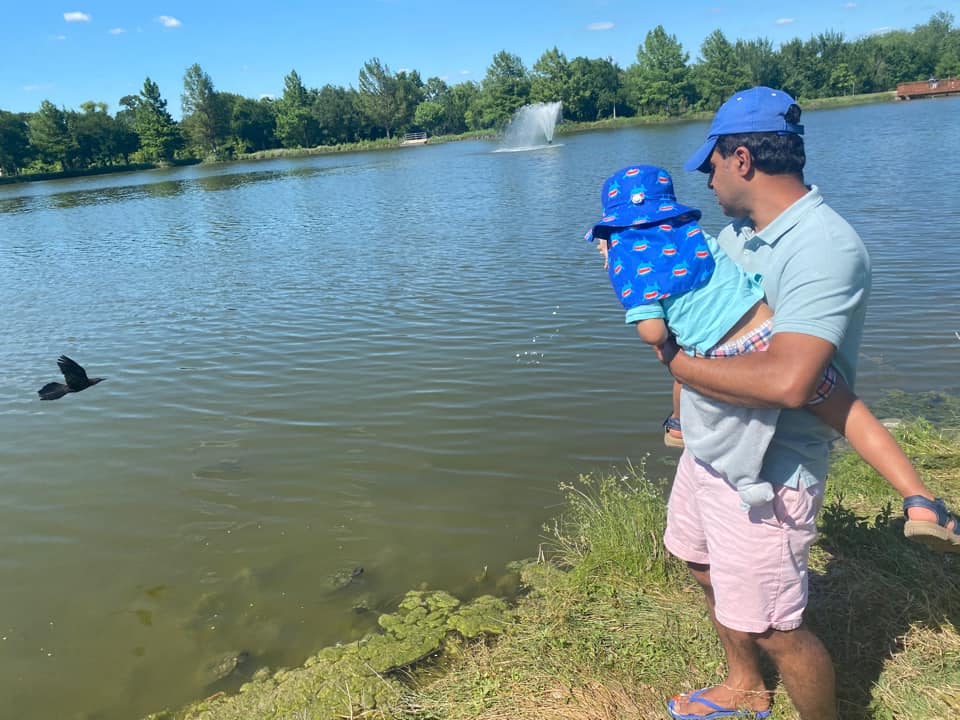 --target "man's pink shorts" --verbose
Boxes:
[663,450,824,633]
